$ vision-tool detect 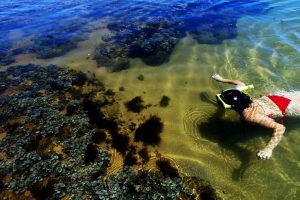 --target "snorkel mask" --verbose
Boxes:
[216,85,254,109]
